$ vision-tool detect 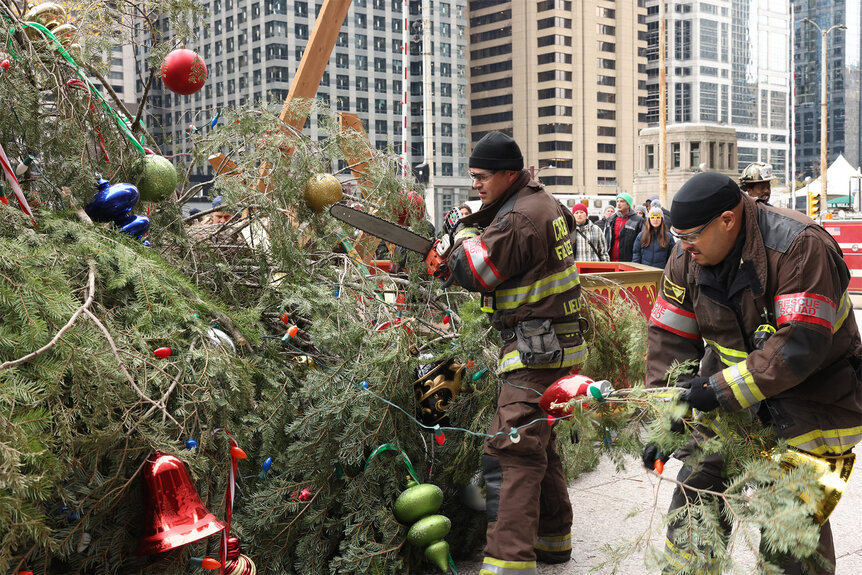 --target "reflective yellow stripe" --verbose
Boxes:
[494,265,580,310]
[535,533,572,552]
[454,226,480,241]
[480,557,538,575]
[834,290,851,332]
[692,411,738,441]
[497,342,587,373]
[664,538,720,574]
[788,425,862,456]
[720,361,764,408]
[704,338,748,367]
